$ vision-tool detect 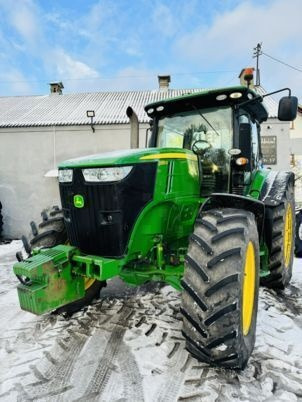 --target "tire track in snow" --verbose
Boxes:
[154,346,192,402]
[118,343,144,402]
[11,302,119,400]
[75,306,137,401]
[22,327,91,400]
